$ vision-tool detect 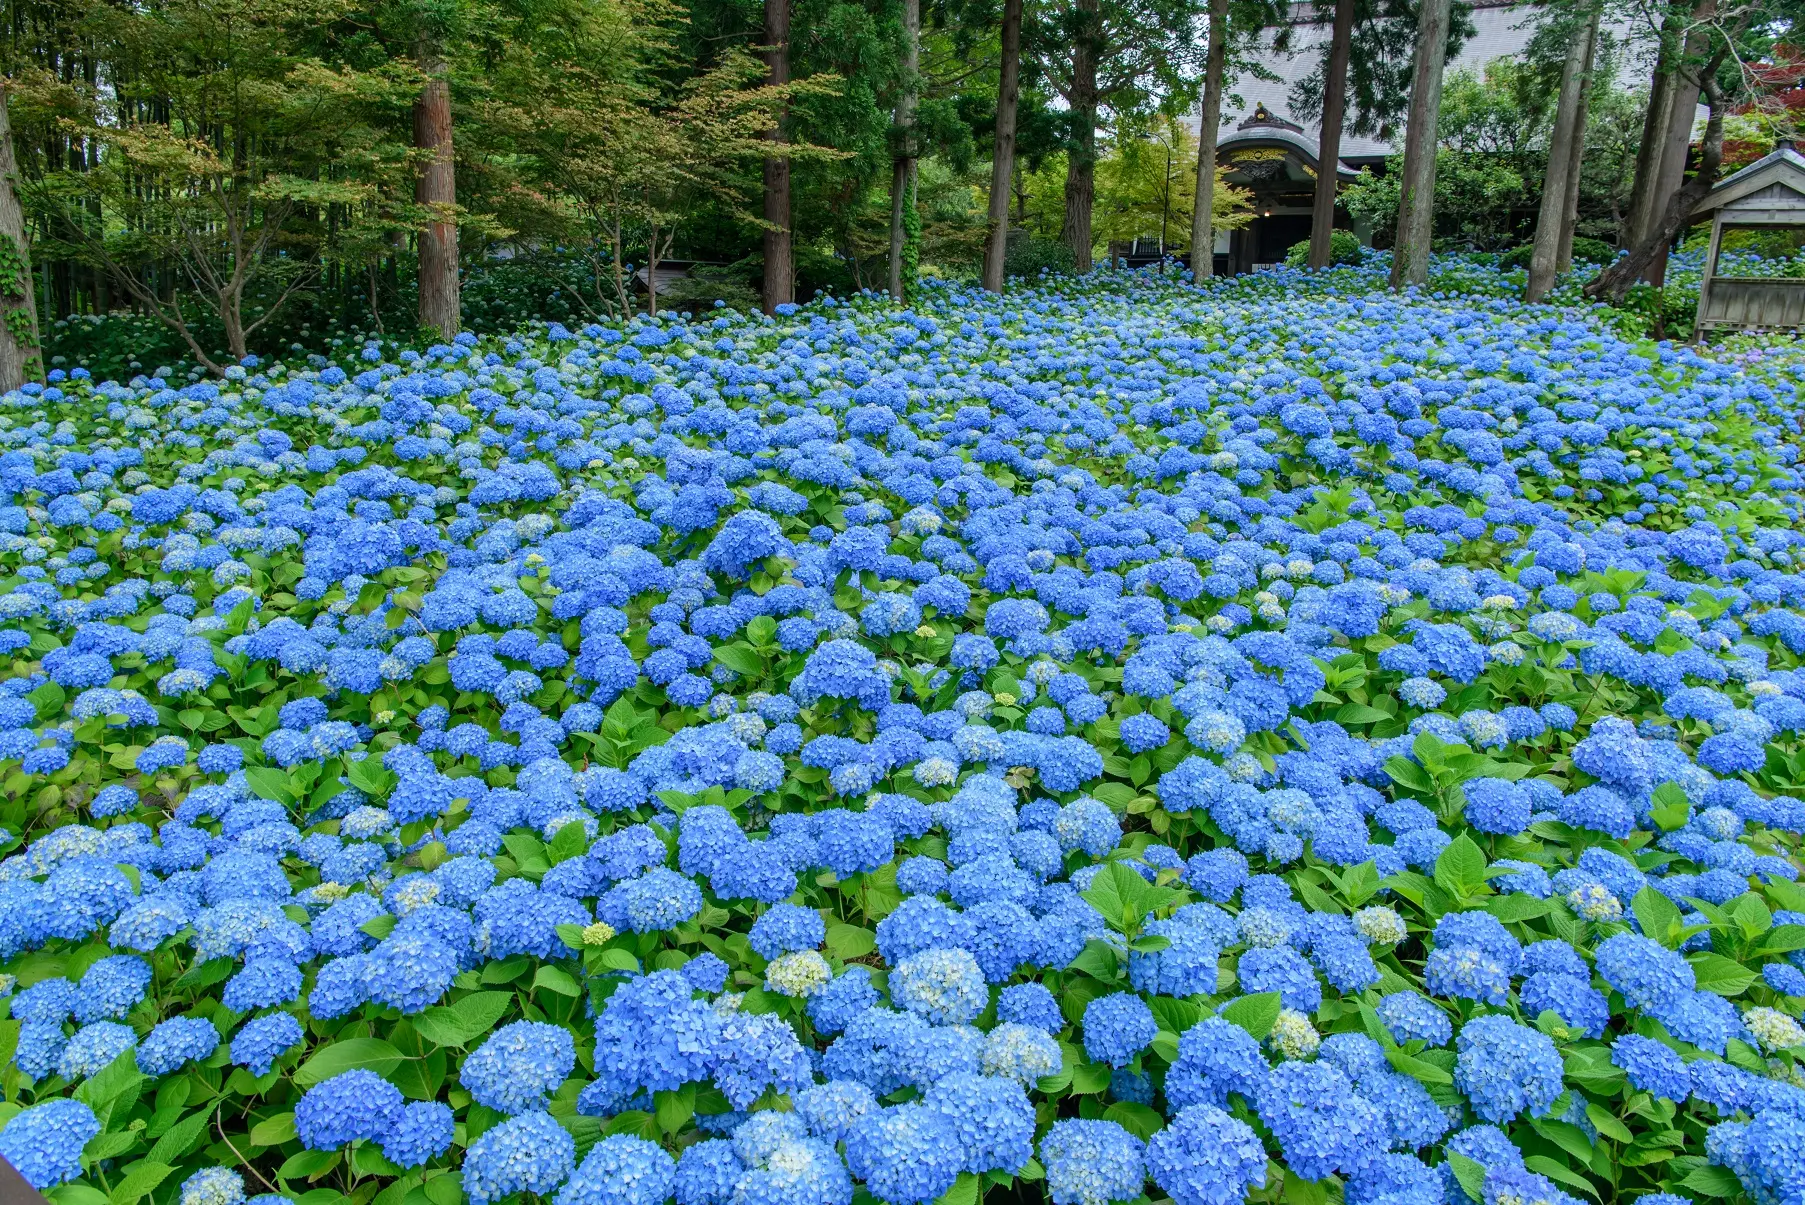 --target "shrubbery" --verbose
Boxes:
[1285,231,1364,268]
[0,264,1802,1205]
